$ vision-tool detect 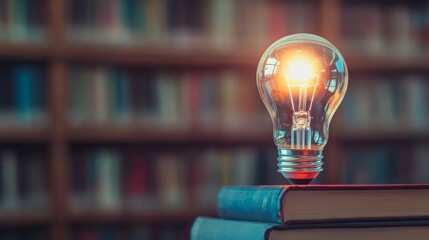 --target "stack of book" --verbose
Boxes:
[192,185,429,240]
